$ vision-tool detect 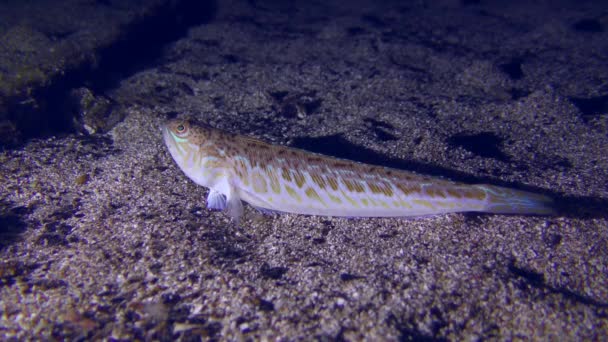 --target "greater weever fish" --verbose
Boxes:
[163,117,554,222]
